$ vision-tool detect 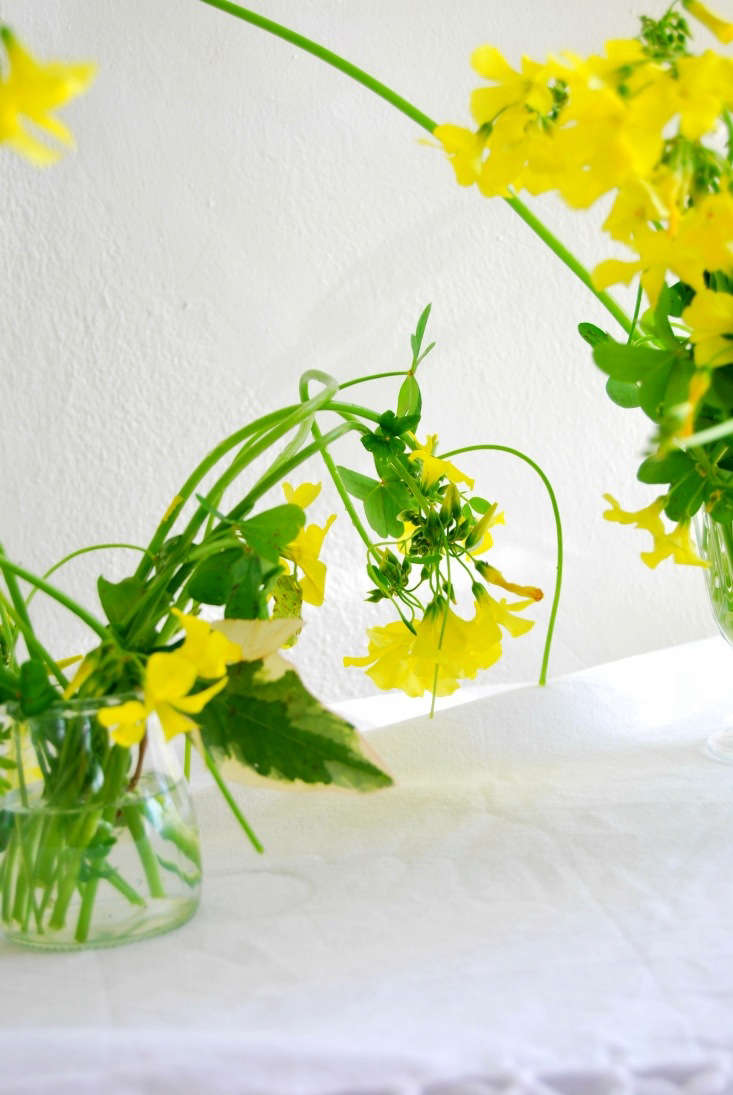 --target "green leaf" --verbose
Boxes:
[188,548,243,606]
[638,357,694,422]
[225,554,264,619]
[271,576,303,645]
[637,450,693,485]
[198,659,392,791]
[337,466,410,537]
[667,281,695,316]
[97,576,147,633]
[469,496,491,514]
[337,467,379,503]
[593,340,676,383]
[240,505,304,564]
[397,374,422,418]
[410,303,432,364]
[578,322,609,348]
[378,410,420,437]
[605,376,641,408]
[18,660,58,717]
[664,468,707,522]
